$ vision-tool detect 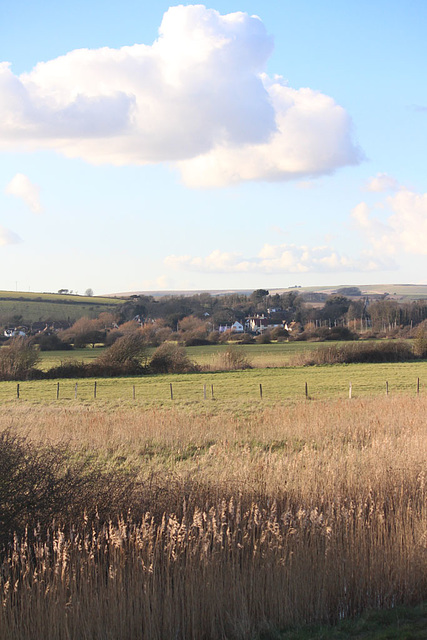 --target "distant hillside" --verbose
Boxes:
[109,284,427,303]
[108,289,254,298]
[0,291,122,325]
[271,284,427,302]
